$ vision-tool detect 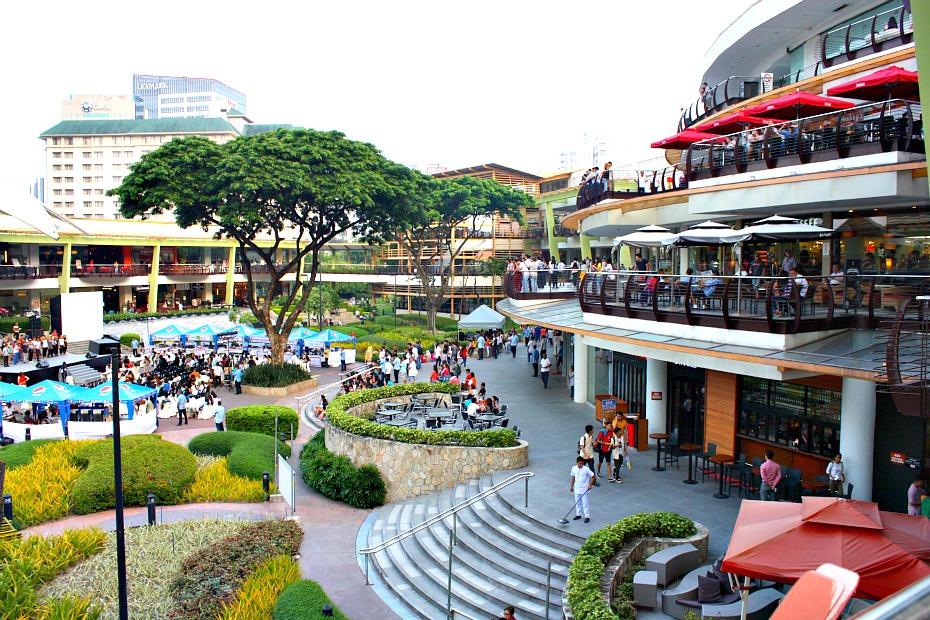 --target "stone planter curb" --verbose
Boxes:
[241,377,318,398]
